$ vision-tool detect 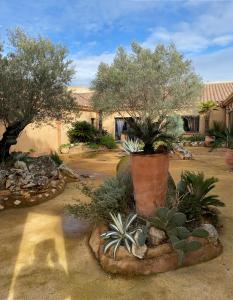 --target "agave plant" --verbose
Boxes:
[101,213,137,259]
[122,139,143,154]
